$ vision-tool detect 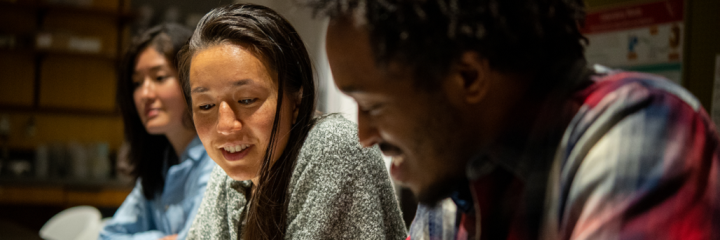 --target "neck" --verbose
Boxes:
[250,176,260,194]
[485,74,586,168]
[491,95,547,153]
[165,126,197,159]
[470,72,532,151]
[250,177,259,193]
